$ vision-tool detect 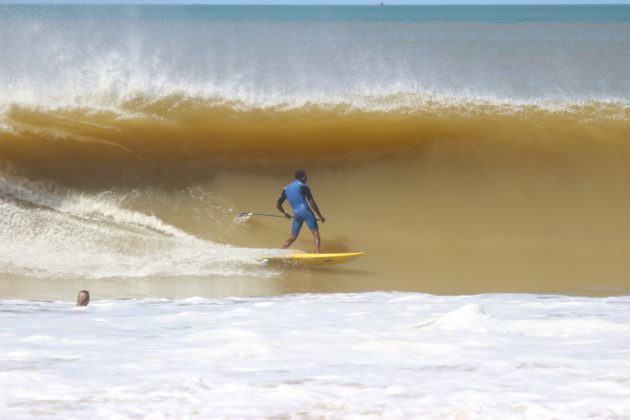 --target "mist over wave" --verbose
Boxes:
[1,5,630,113]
